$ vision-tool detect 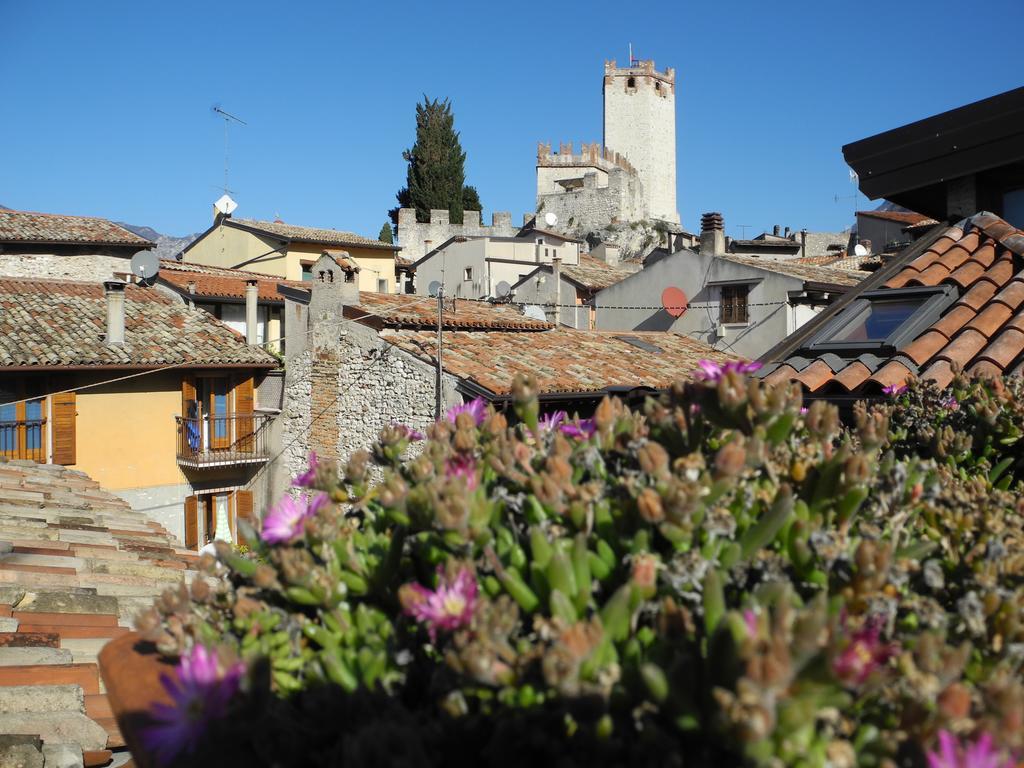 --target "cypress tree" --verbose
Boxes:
[389,96,482,227]
[378,222,393,244]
